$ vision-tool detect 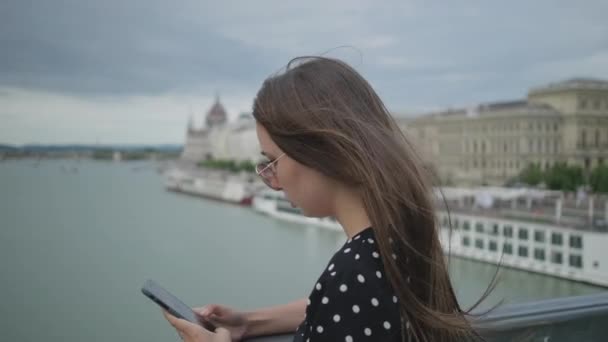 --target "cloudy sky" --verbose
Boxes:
[1,0,607,145]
